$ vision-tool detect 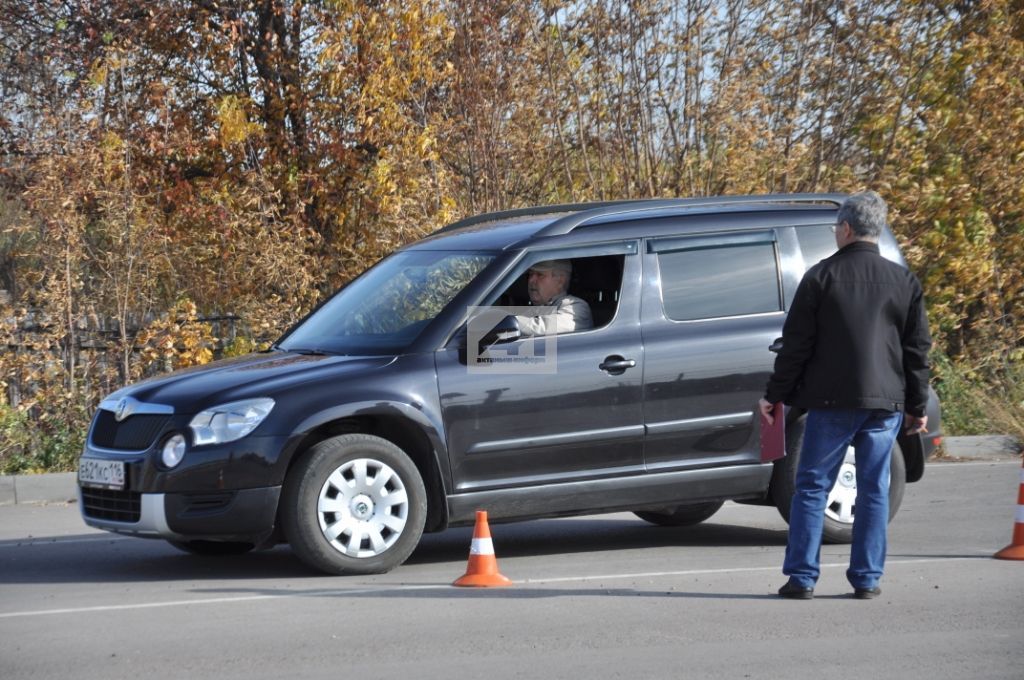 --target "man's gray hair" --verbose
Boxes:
[837,191,888,240]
